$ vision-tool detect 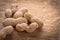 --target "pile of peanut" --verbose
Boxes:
[0,3,43,40]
